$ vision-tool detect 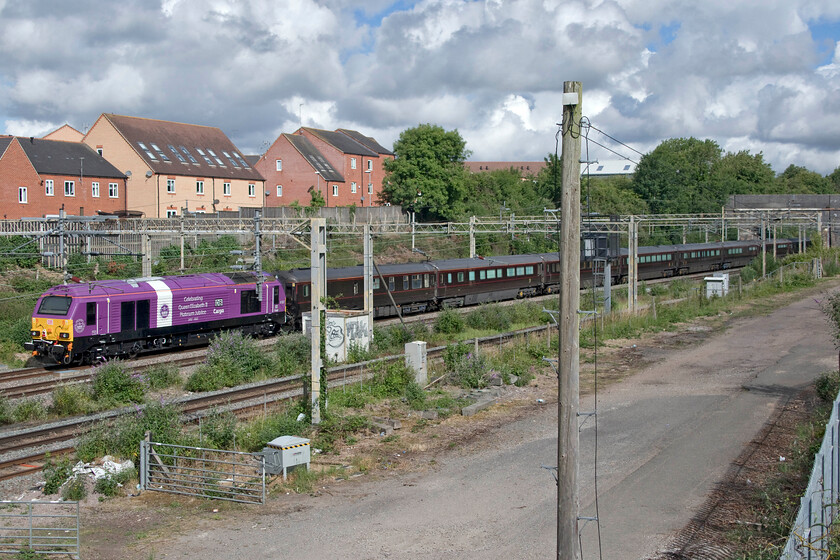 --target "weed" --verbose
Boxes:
[13,548,48,560]
[42,454,73,495]
[186,330,268,391]
[815,371,840,402]
[286,466,320,494]
[61,475,87,501]
[465,305,511,331]
[200,409,237,449]
[145,363,181,390]
[94,466,136,497]
[236,407,309,453]
[12,399,47,422]
[448,351,491,389]
[50,385,93,416]
[273,334,310,377]
[76,402,184,462]
[404,381,427,410]
[91,360,146,405]
[0,394,11,425]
